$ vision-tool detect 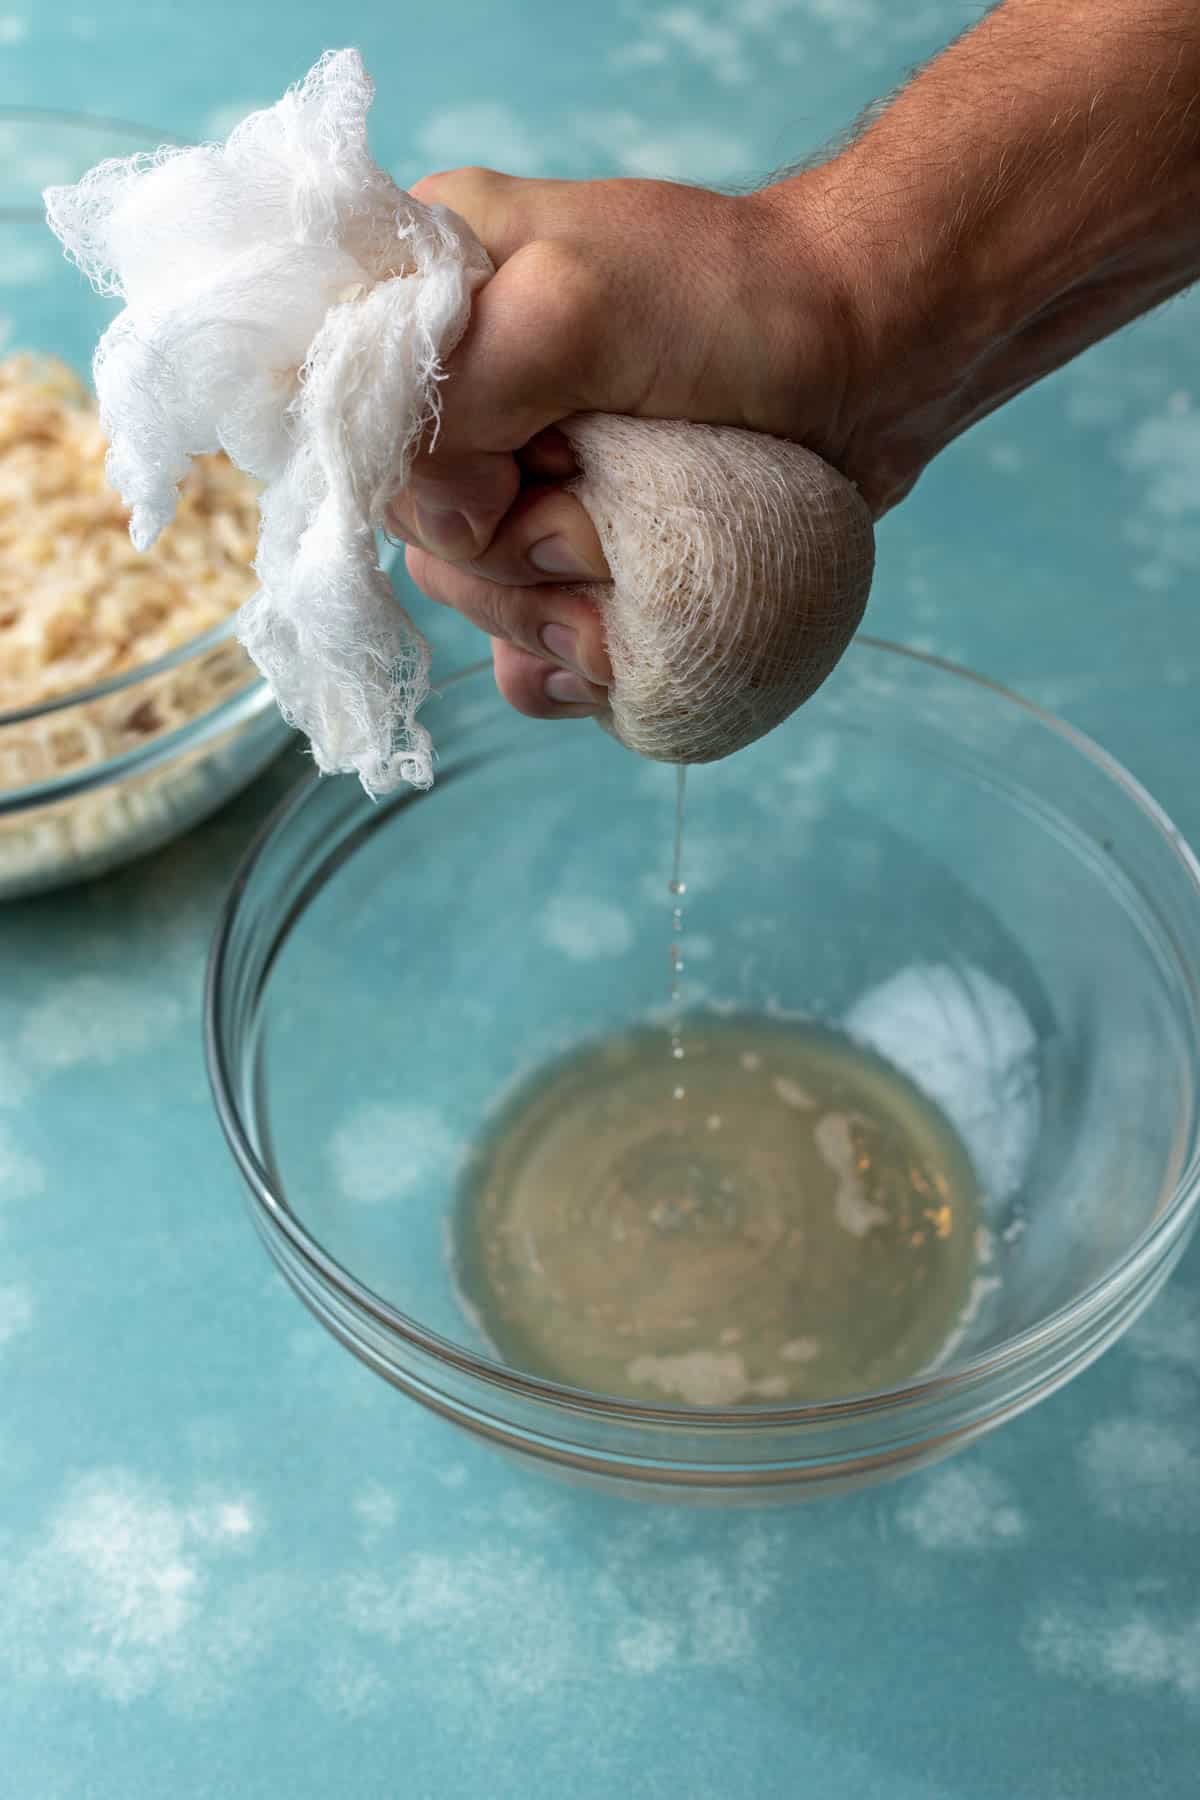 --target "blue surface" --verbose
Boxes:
[3,3,1200,1795]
